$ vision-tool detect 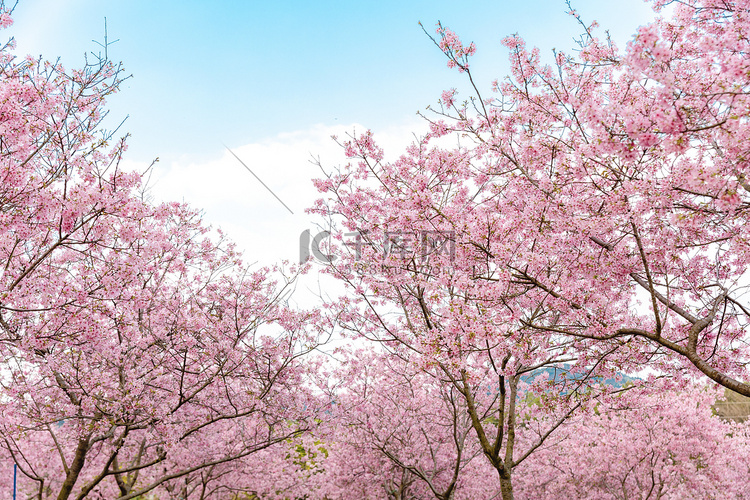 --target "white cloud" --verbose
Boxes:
[124,118,428,268]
